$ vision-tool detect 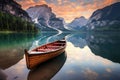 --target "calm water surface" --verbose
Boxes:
[0,32,120,80]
